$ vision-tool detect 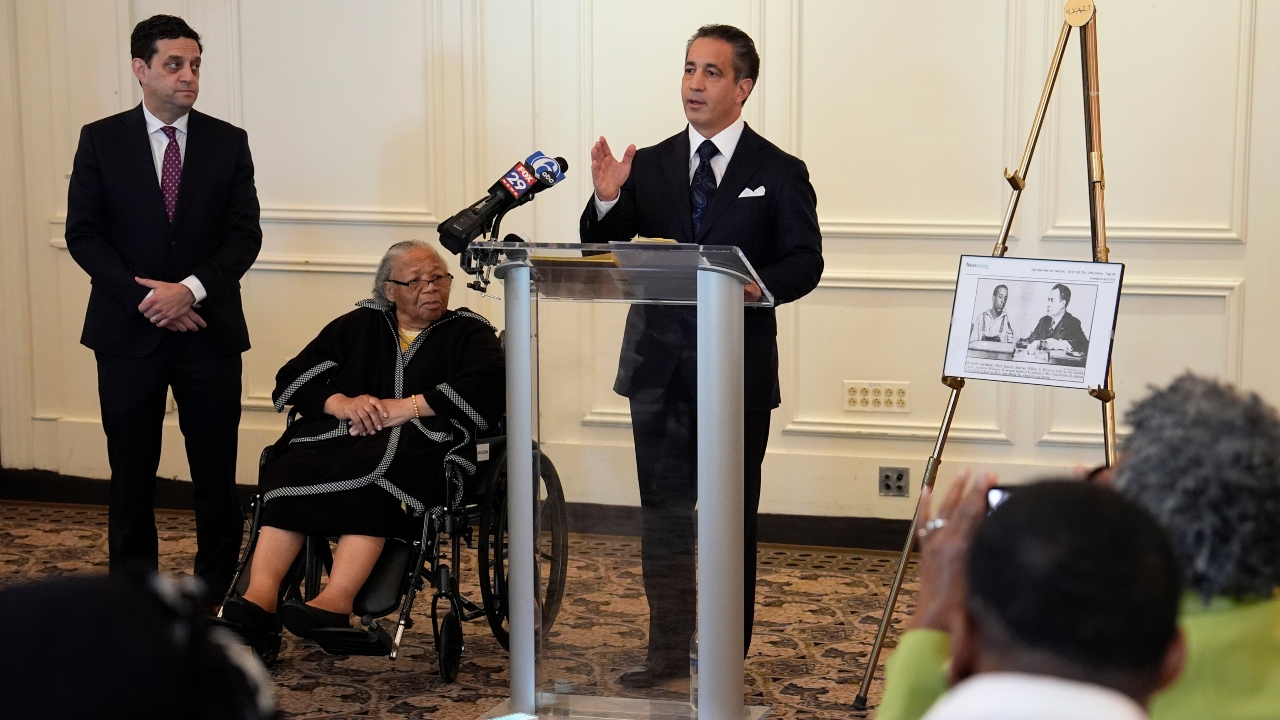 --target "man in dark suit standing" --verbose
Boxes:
[580,24,823,686]
[65,15,261,598]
